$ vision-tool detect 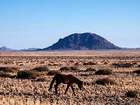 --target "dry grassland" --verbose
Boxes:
[0,50,140,105]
